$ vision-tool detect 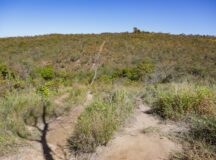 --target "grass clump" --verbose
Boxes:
[172,116,216,160]
[68,89,134,153]
[154,83,216,120]
[190,116,216,146]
